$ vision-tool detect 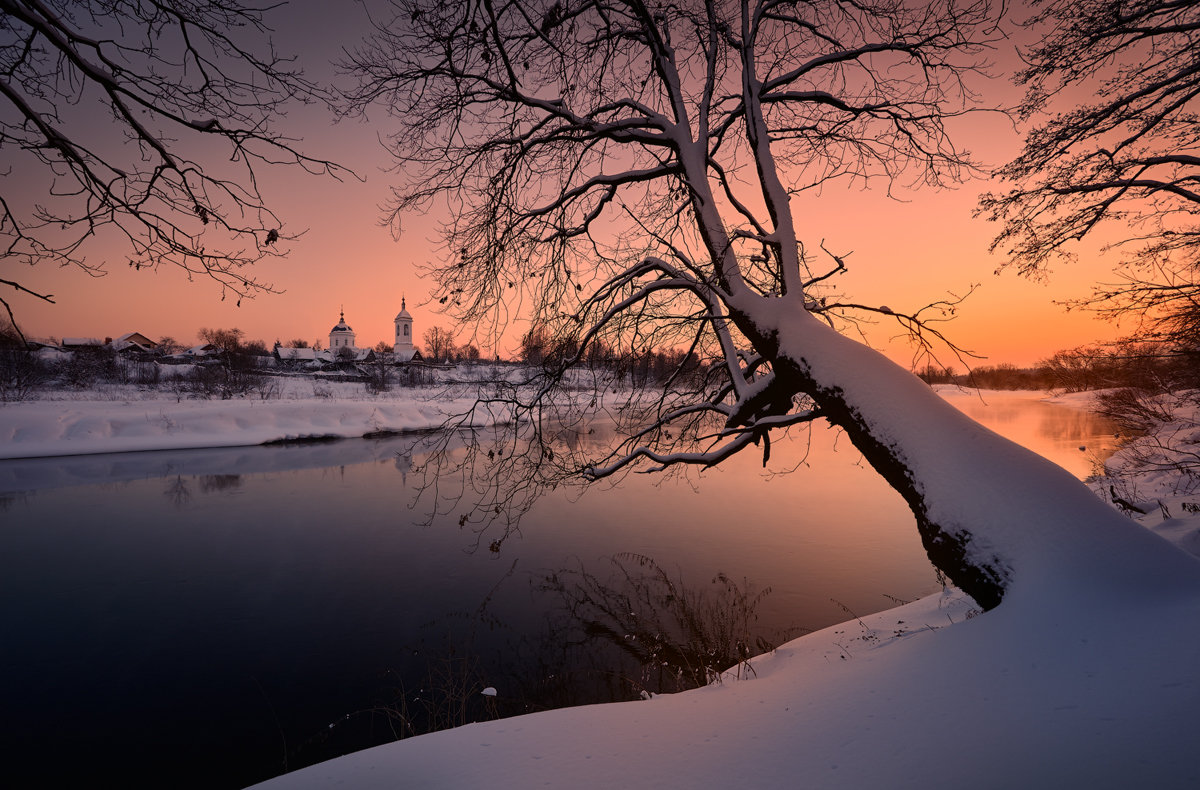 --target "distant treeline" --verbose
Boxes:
[917,342,1200,393]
